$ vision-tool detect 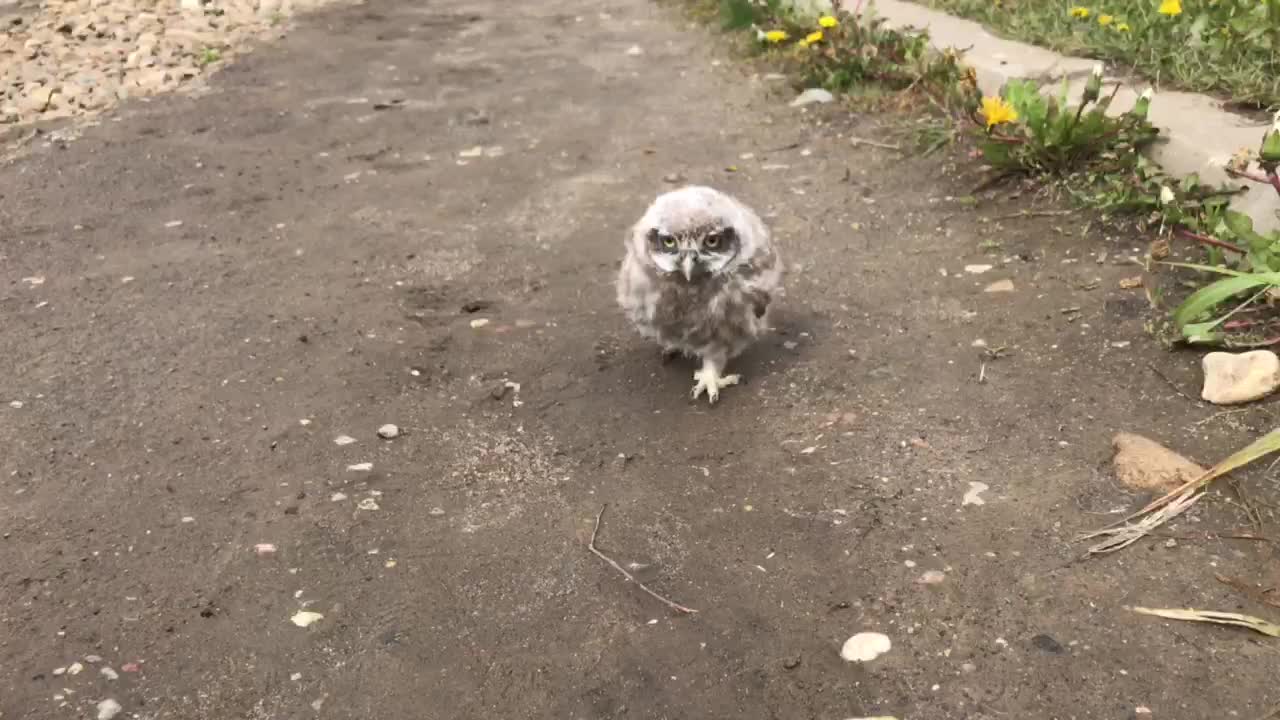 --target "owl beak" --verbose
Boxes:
[680,254,695,281]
